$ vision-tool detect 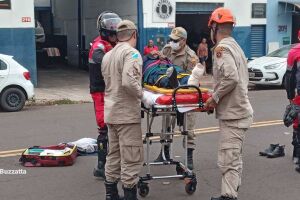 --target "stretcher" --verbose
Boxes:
[138,85,213,197]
